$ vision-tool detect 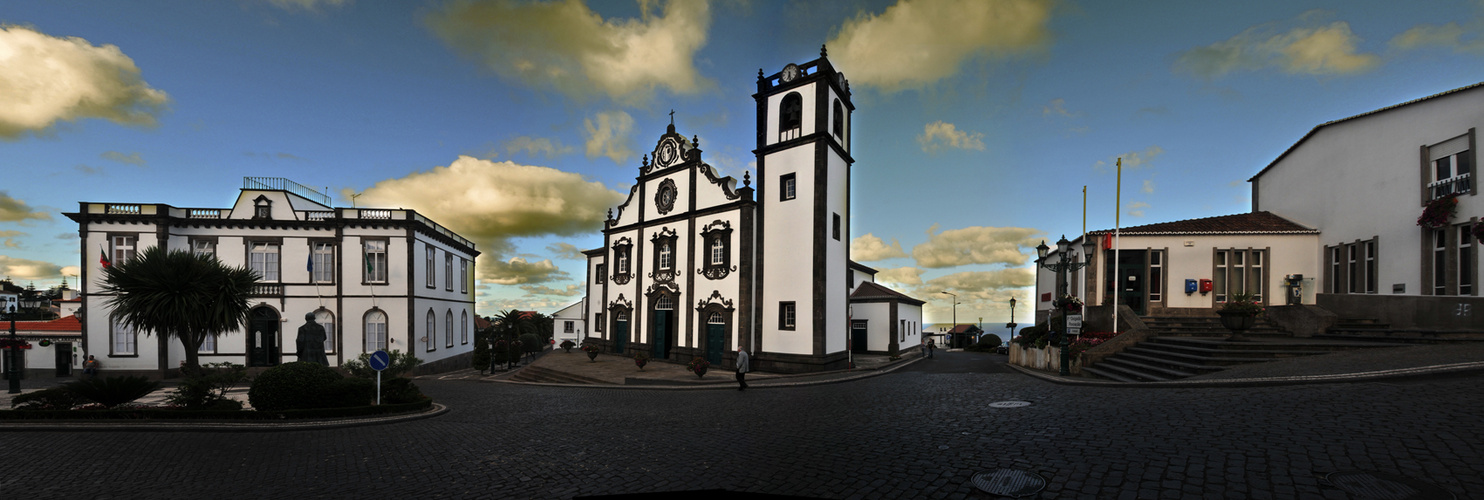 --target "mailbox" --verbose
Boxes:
[1185,279,1198,294]
[1199,279,1213,294]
